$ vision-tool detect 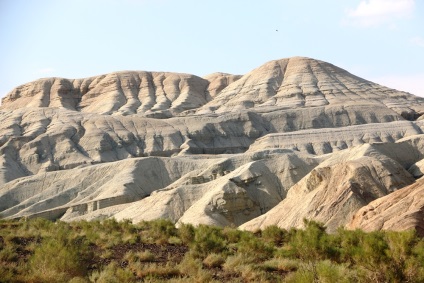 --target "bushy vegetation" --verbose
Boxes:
[0,217,423,282]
